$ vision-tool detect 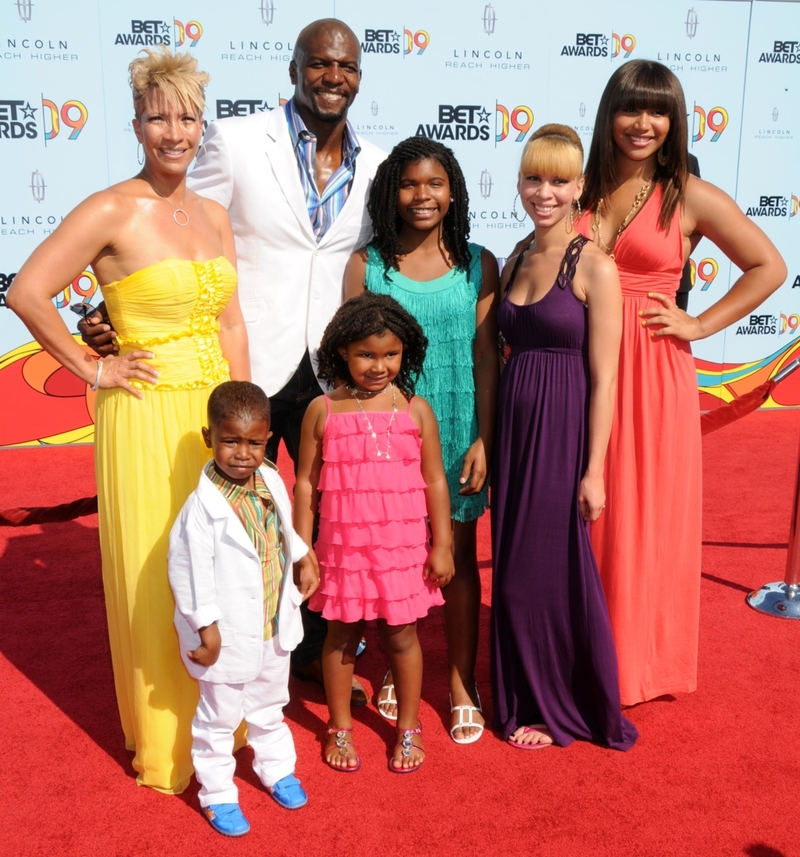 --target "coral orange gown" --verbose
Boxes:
[578,188,702,706]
